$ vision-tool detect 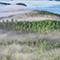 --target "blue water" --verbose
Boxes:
[24,1,60,14]
[0,1,60,14]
